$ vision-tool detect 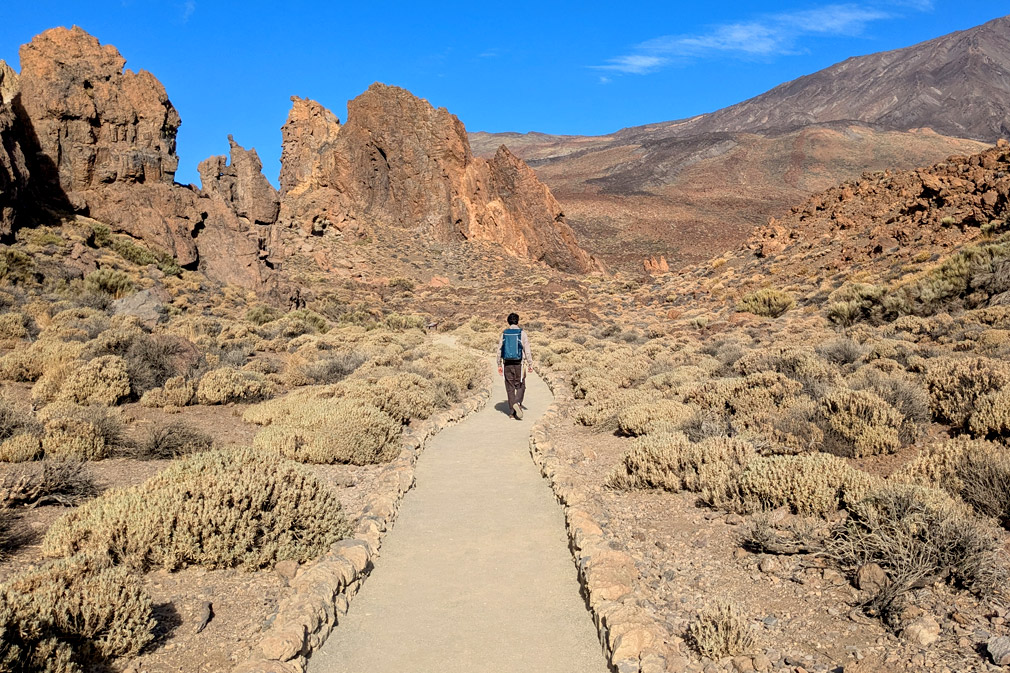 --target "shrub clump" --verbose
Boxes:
[139,376,195,408]
[736,453,880,516]
[924,356,1010,431]
[43,447,350,570]
[83,269,134,299]
[0,554,155,673]
[252,397,401,465]
[686,602,754,659]
[196,367,275,405]
[38,403,123,461]
[831,484,1005,621]
[610,433,756,506]
[35,355,132,407]
[737,288,795,318]
[819,389,903,457]
[136,421,213,459]
[616,399,695,436]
